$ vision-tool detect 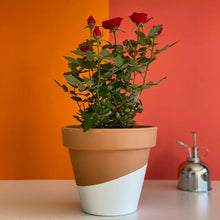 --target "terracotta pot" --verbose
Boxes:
[62,125,157,216]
